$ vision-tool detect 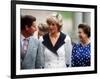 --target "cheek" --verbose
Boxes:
[49,24,58,33]
[54,26,58,30]
[80,33,86,38]
[28,28,34,33]
[51,25,58,31]
[83,34,87,38]
[31,27,37,31]
[79,33,83,38]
